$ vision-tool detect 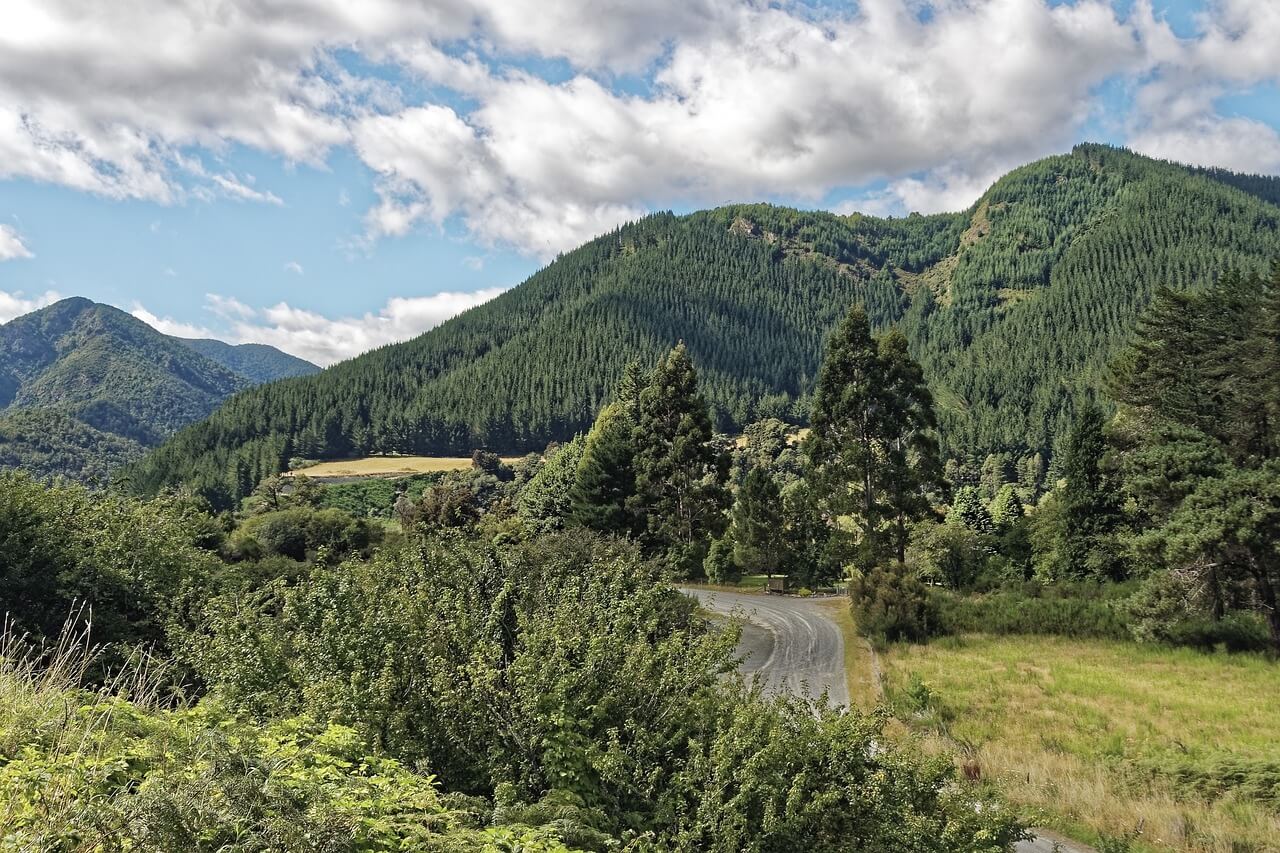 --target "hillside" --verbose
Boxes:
[0,298,317,481]
[134,144,1280,507]
[180,337,319,383]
